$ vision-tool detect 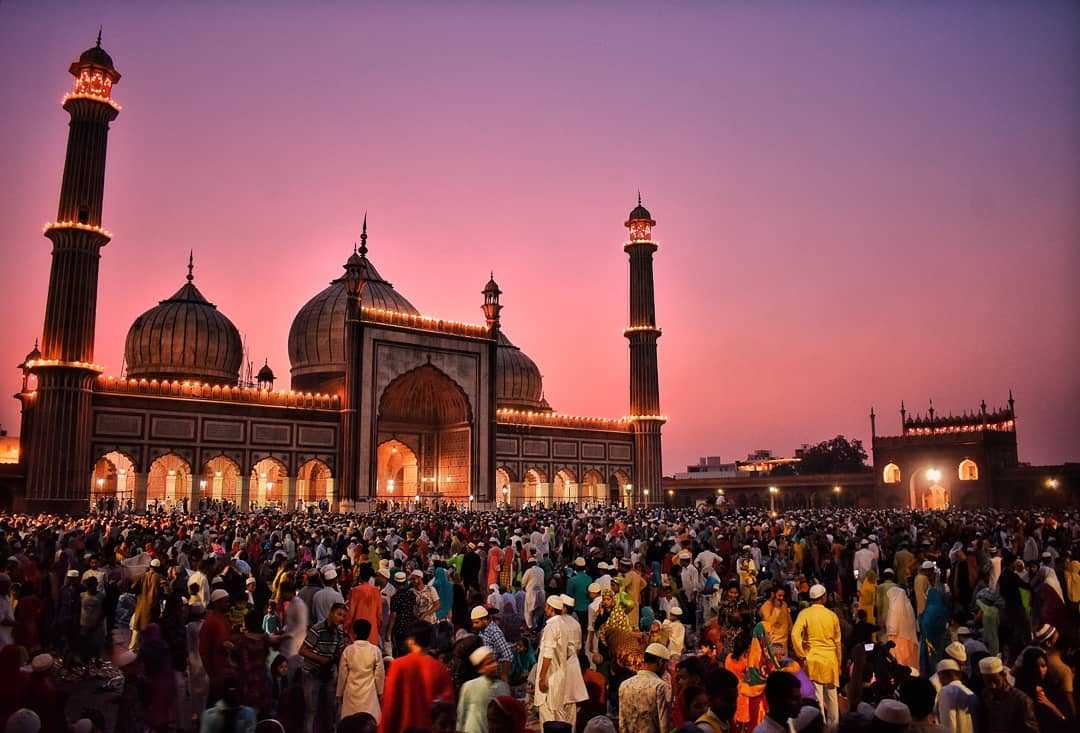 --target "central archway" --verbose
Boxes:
[377,364,473,504]
[910,467,950,510]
